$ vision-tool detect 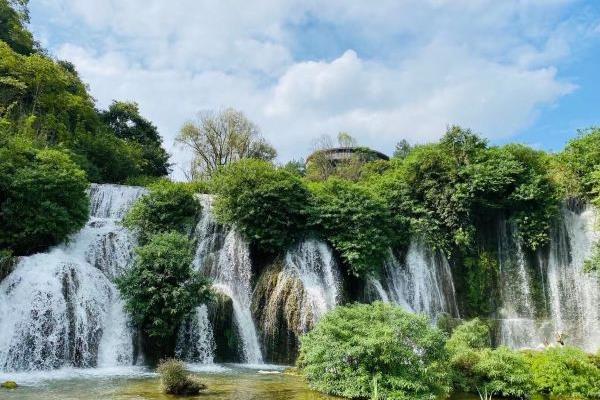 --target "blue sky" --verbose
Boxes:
[28,1,600,177]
